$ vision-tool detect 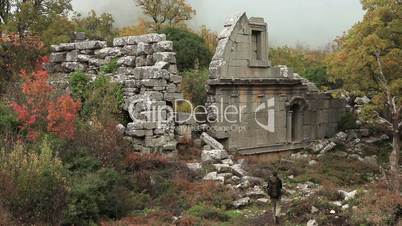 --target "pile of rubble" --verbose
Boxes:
[291,129,390,167]
[47,33,183,152]
[186,133,268,209]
